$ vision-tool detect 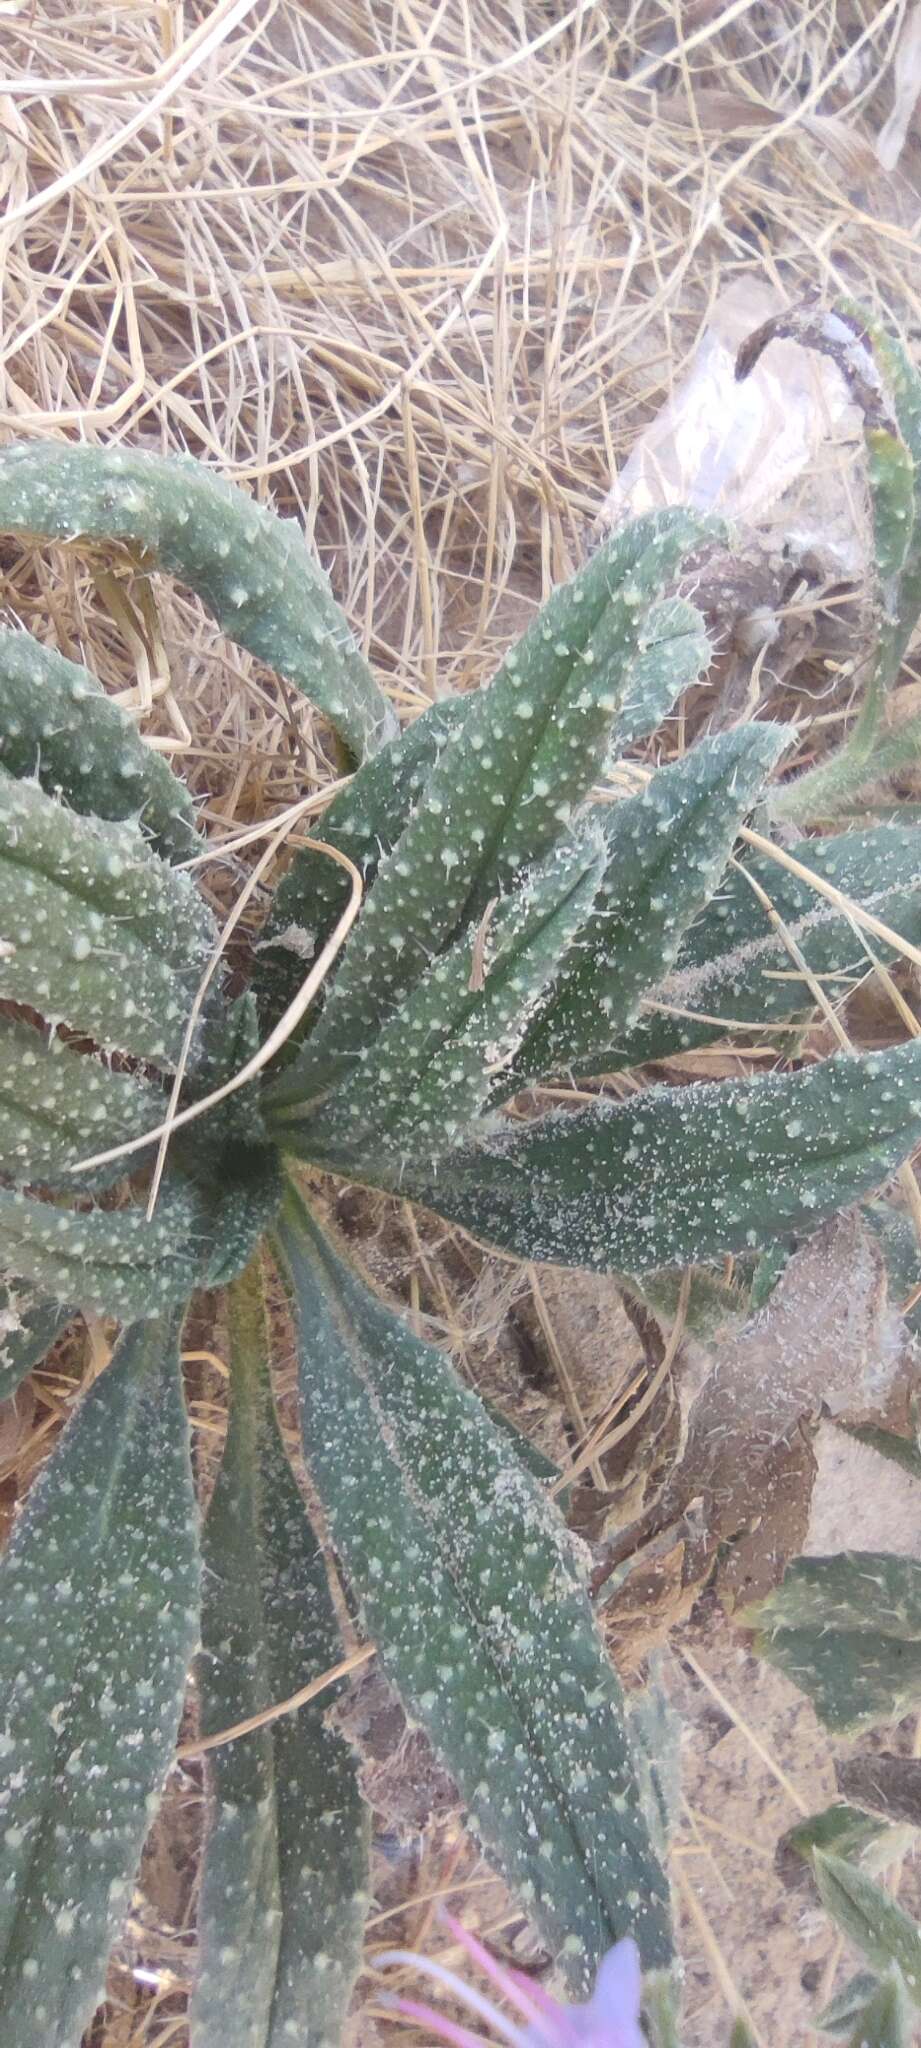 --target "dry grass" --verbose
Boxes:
[3,0,921,2043]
